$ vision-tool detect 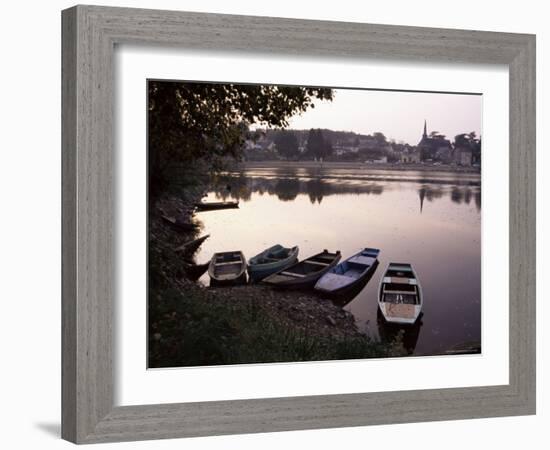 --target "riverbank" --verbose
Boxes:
[148,176,405,368]
[240,160,480,174]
